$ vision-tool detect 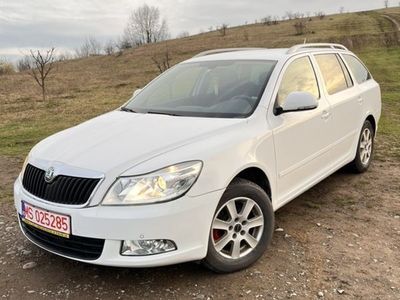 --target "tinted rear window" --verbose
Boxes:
[343,54,371,84]
[315,54,349,95]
